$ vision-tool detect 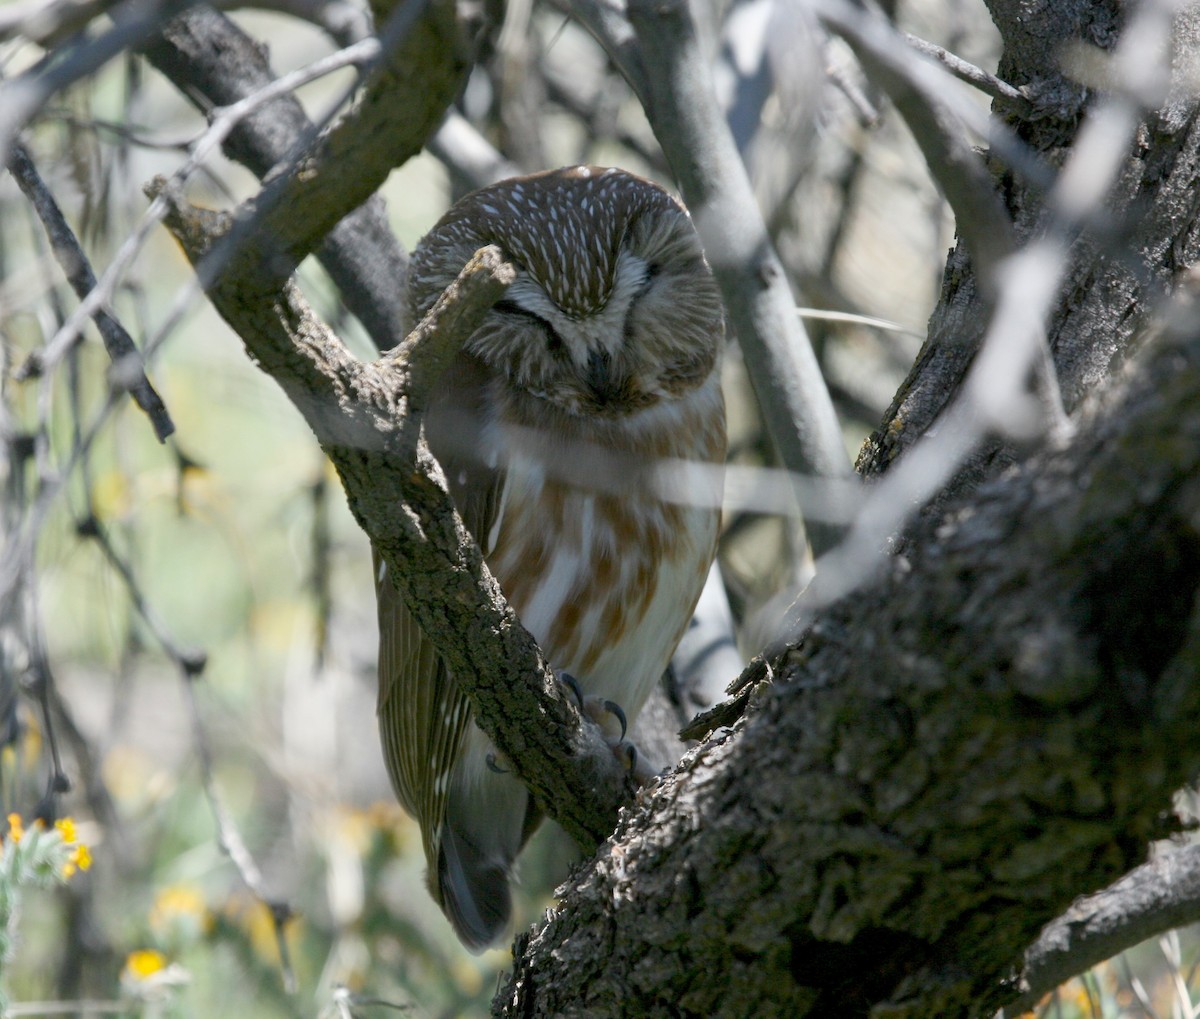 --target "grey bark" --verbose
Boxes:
[497,271,1200,1019]
[857,2,1200,487]
[496,1,1200,1016]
